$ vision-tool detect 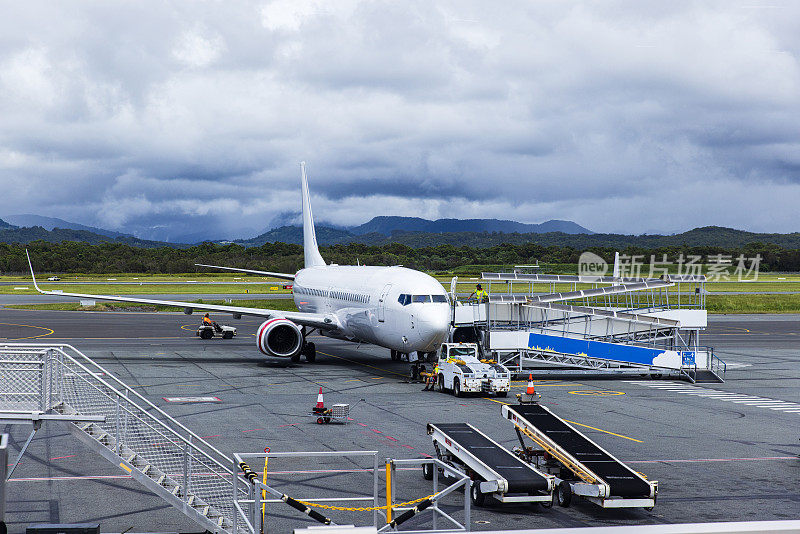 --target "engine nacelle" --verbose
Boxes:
[257,318,303,358]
